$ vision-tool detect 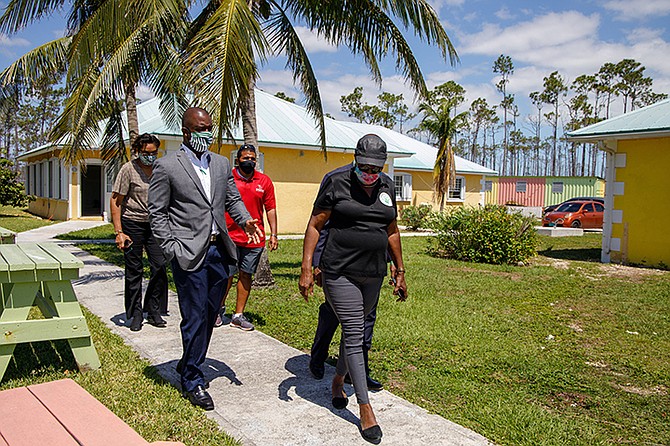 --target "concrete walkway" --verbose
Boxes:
[21,221,491,446]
